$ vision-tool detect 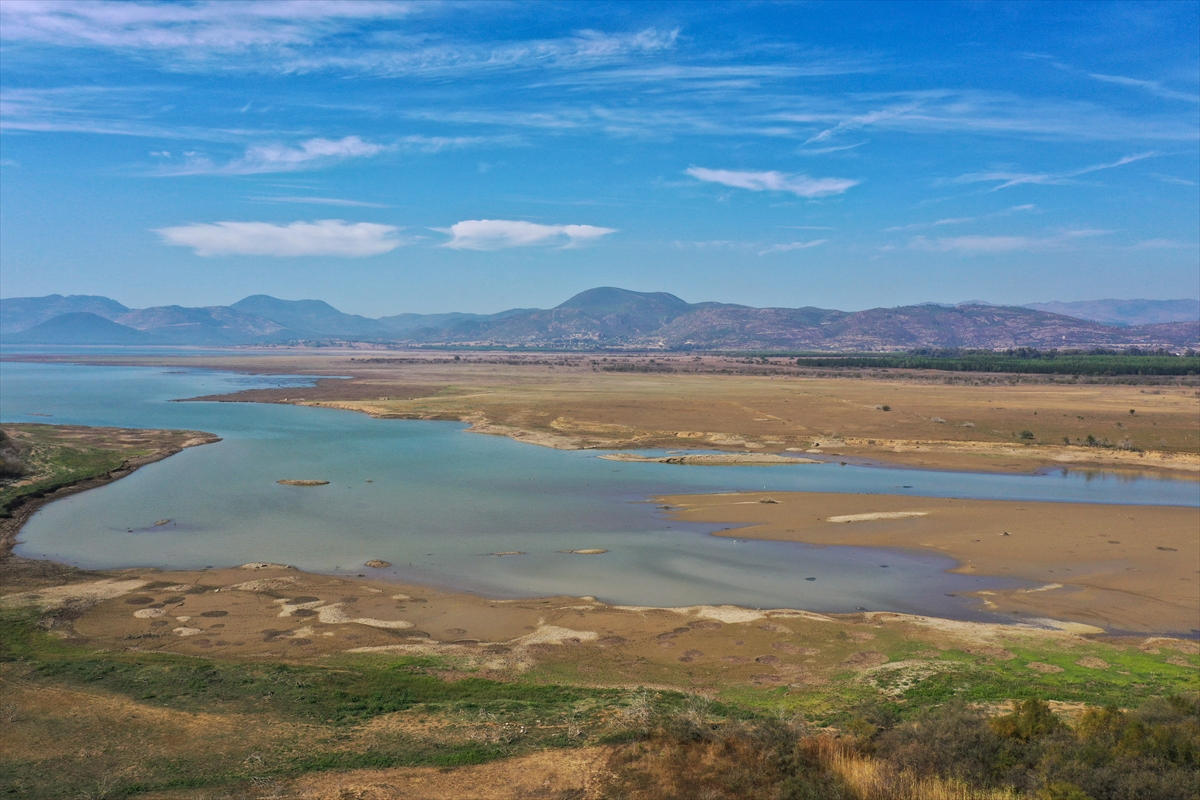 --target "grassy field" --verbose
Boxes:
[2,606,1196,799]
